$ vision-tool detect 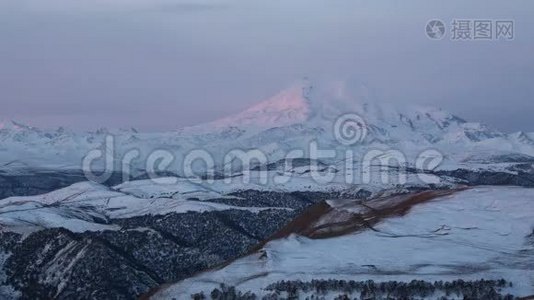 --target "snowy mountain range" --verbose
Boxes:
[1,80,534,174]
